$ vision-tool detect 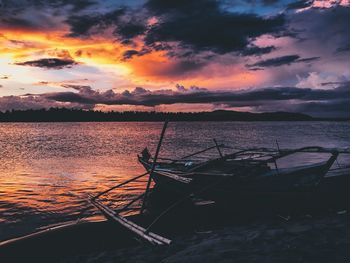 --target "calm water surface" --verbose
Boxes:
[1,121,350,241]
